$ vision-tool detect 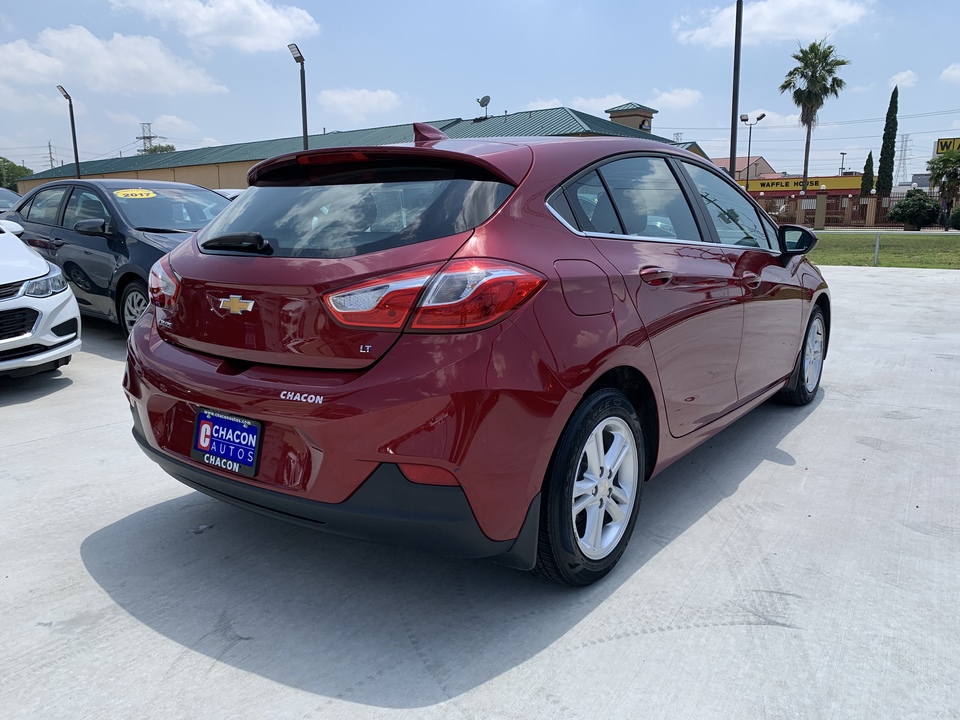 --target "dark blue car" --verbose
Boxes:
[7,179,229,335]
